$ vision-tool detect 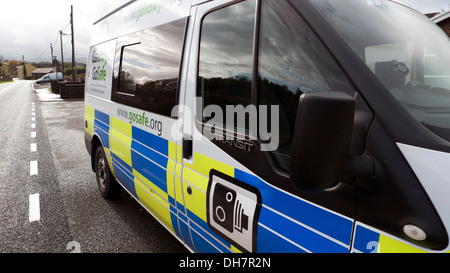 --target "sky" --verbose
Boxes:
[0,0,100,63]
[0,0,449,63]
